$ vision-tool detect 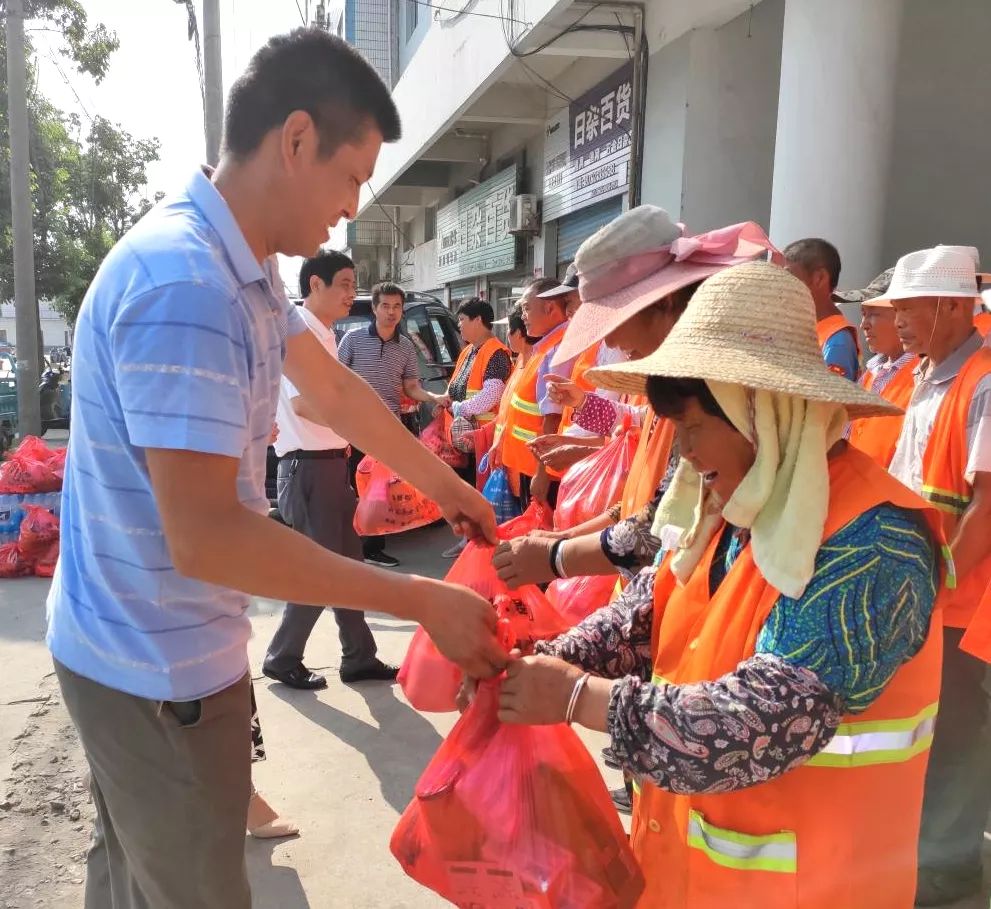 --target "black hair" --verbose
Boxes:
[524,276,570,313]
[371,281,405,307]
[223,28,402,160]
[456,297,494,328]
[298,250,355,298]
[783,238,842,291]
[645,376,734,426]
